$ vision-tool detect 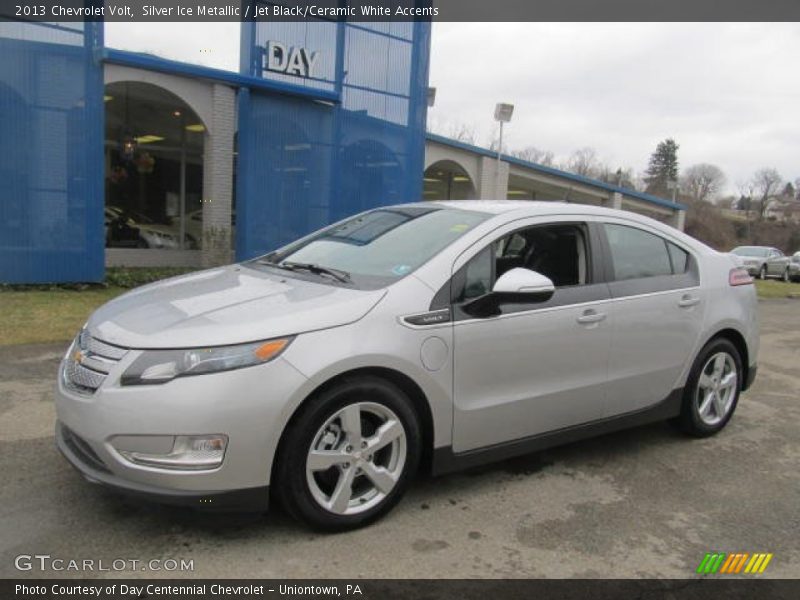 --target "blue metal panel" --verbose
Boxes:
[236,18,431,260]
[103,48,340,104]
[0,22,105,283]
